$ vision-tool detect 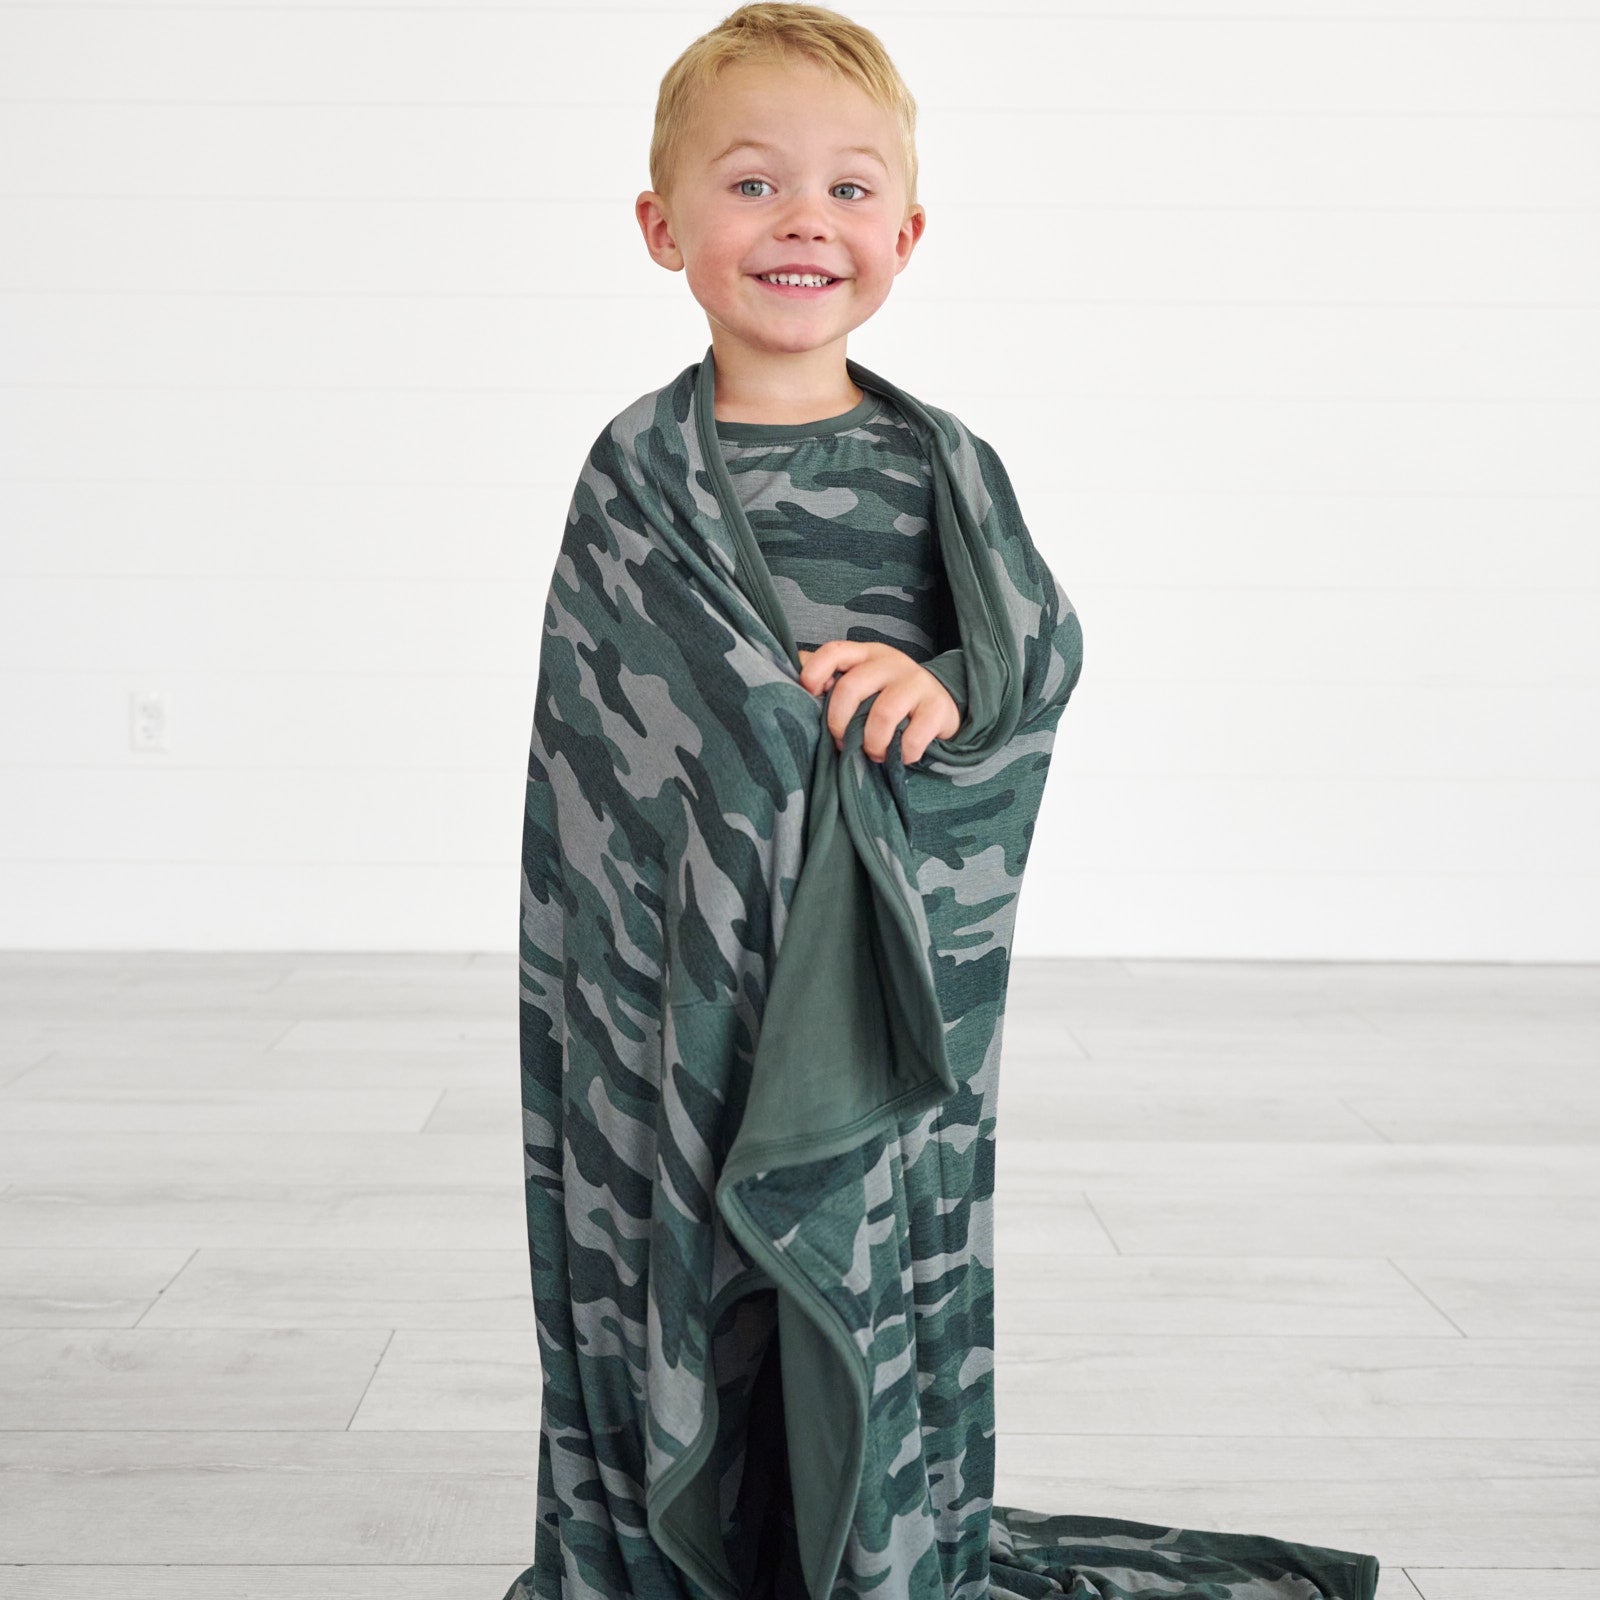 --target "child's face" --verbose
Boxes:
[638,57,925,365]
